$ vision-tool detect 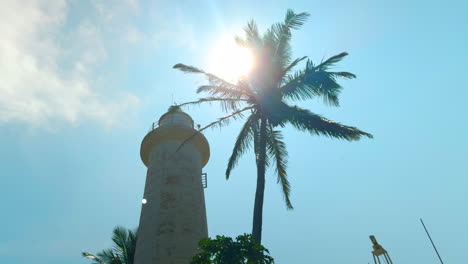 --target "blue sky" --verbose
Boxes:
[1,0,467,263]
